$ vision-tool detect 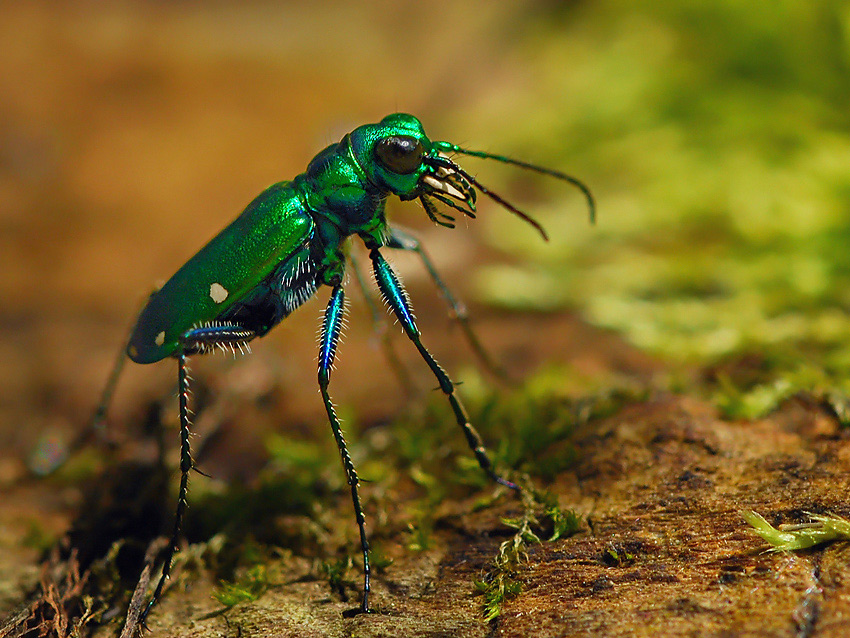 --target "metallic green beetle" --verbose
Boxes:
[113,113,593,621]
